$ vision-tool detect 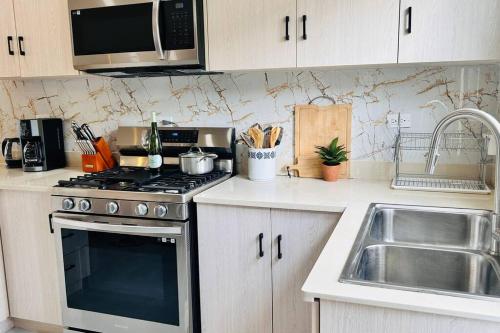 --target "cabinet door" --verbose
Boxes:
[0,190,62,325]
[197,204,272,333]
[271,209,339,333]
[207,0,296,71]
[13,0,78,77]
[0,0,20,77]
[399,0,500,63]
[297,0,399,67]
